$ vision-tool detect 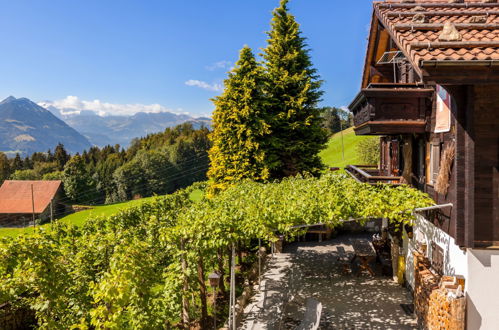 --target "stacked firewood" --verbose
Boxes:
[414,252,440,325]
[413,252,466,330]
[427,276,466,330]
